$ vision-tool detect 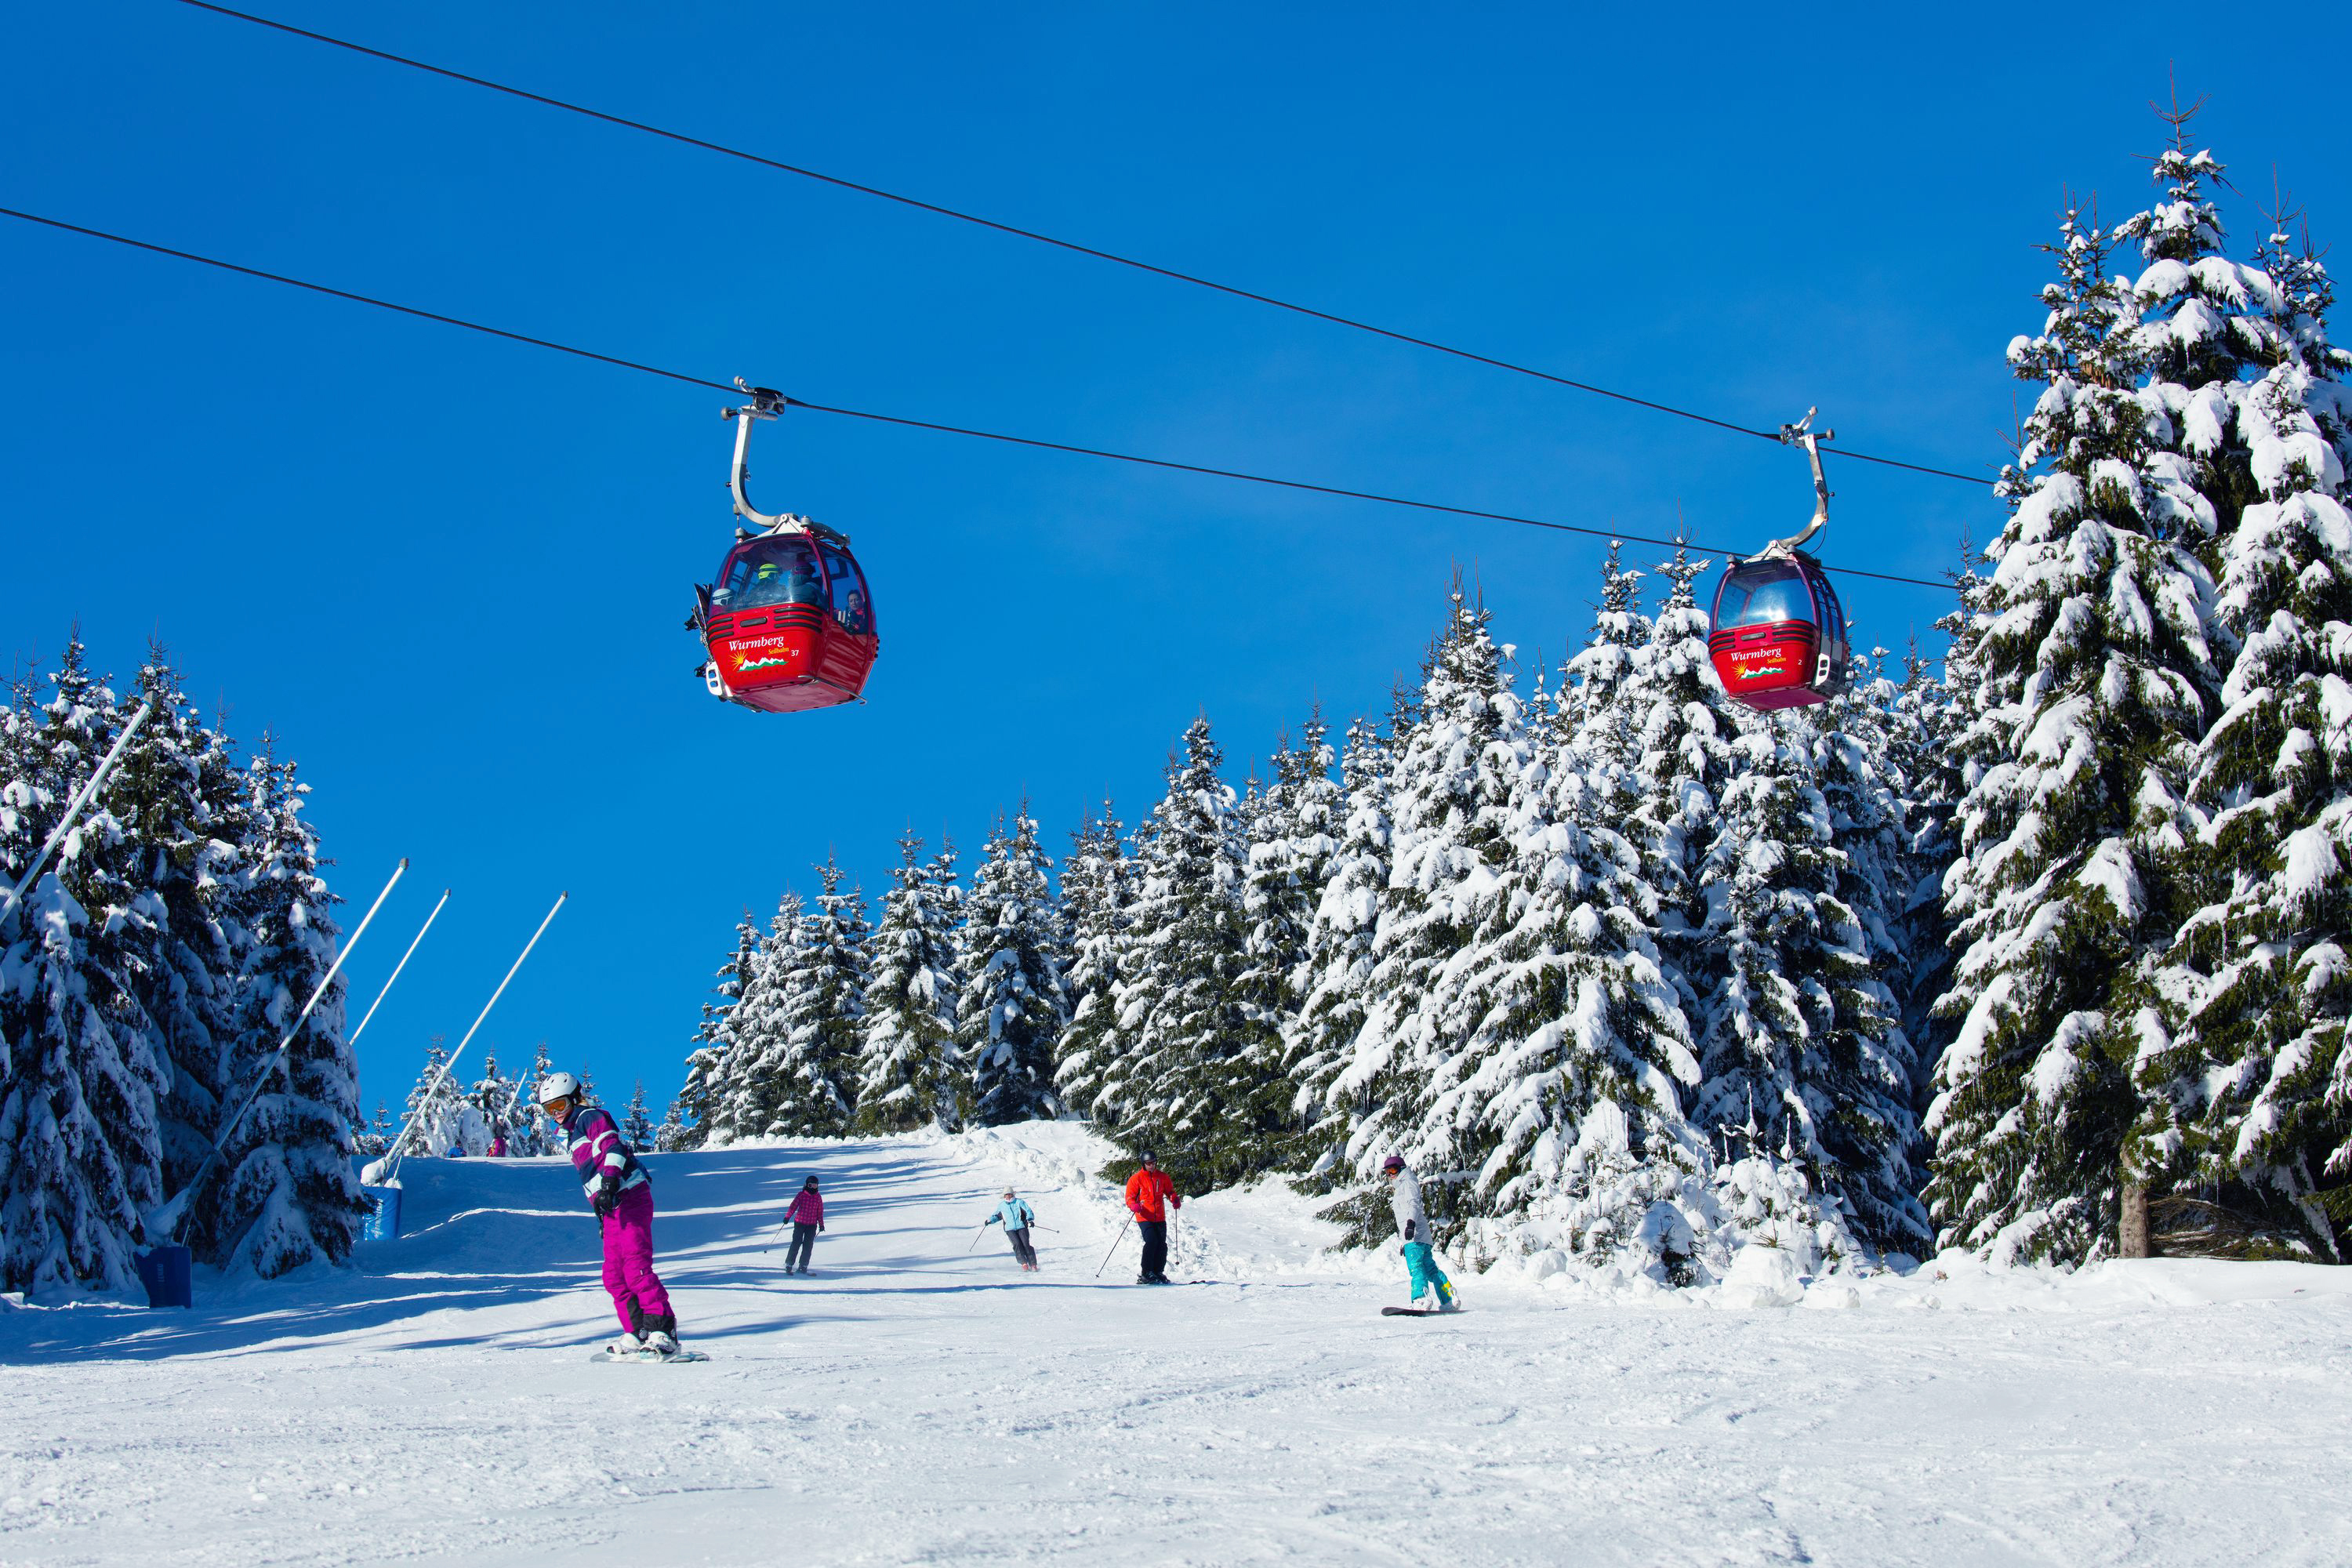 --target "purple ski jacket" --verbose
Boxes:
[559,1105,648,1208]
[785,1191,825,1226]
